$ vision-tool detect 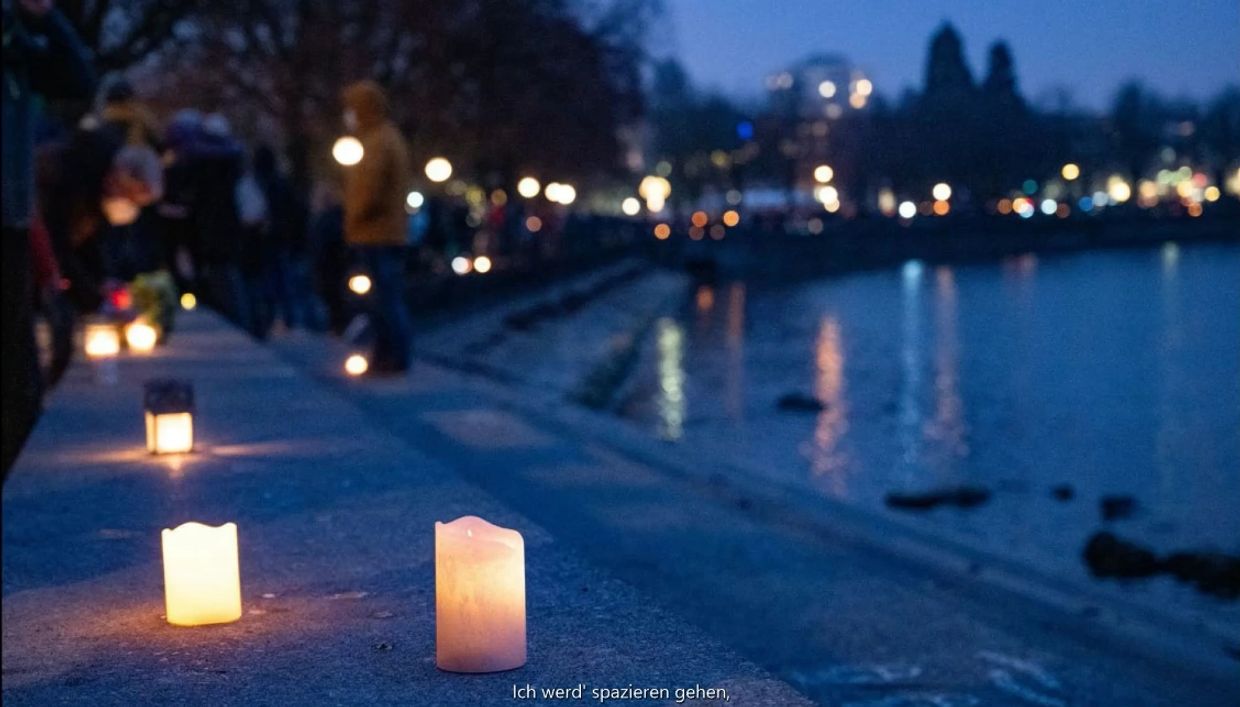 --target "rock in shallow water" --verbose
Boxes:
[1050,484,1075,501]
[884,485,991,511]
[1083,532,1240,599]
[1082,531,1159,578]
[1163,551,1240,599]
[1100,494,1137,521]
